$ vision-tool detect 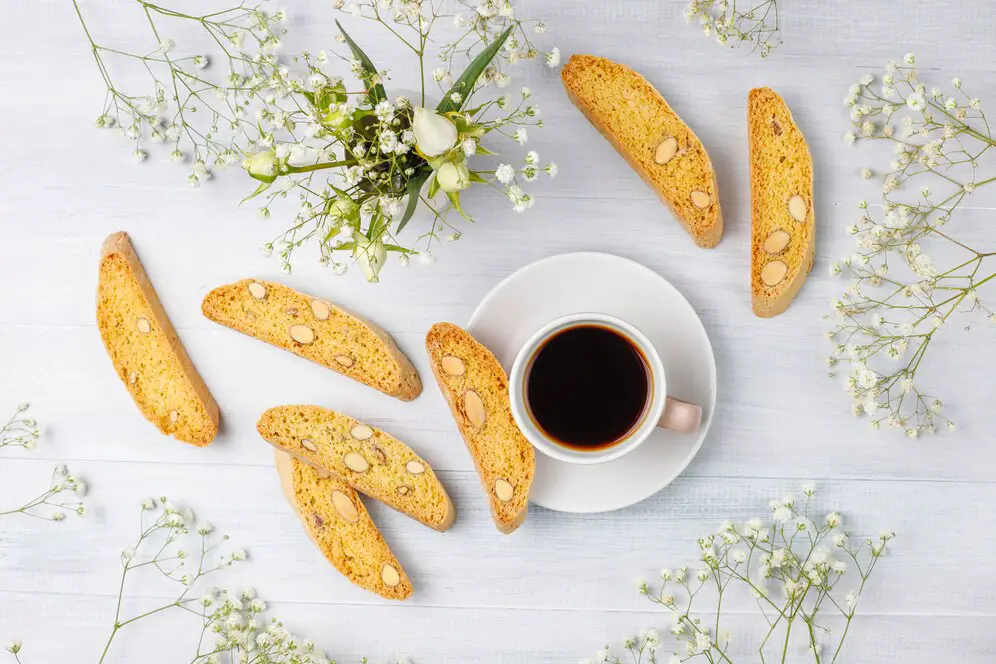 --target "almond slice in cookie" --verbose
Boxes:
[763,230,791,255]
